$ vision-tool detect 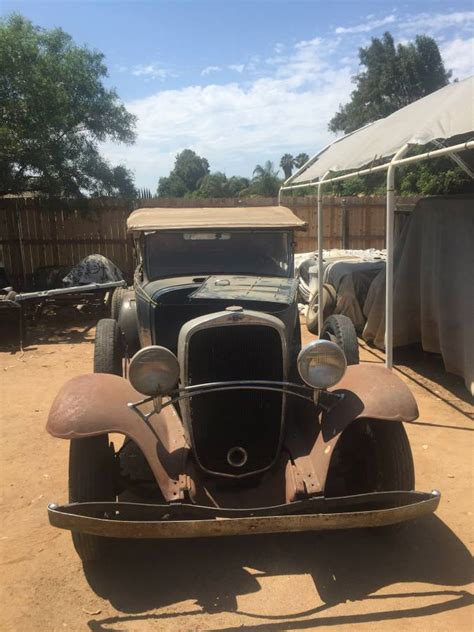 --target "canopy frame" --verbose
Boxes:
[279,139,474,369]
